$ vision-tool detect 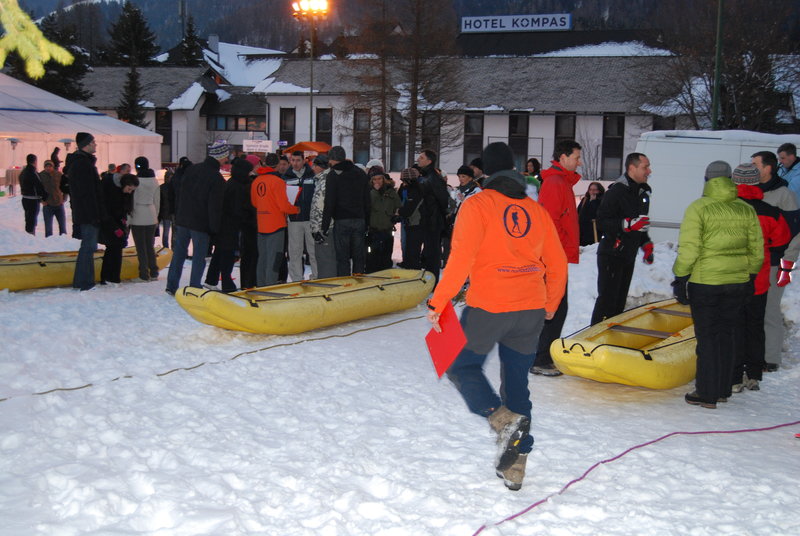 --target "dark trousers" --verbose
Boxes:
[333,218,366,276]
[689,282,750,403]
[43,204,67,236]
[100,245,123,283]
[533,280,569,367]
[206,247,237,292]
[239,227,259,289]
[22,198,40,234]
[732,291,768,383]
[131,225,159,279]
[403,225,424,268]
[591,254,635,324]
[366,229,394,273]
[402,224,442,281]
[447,306,545,455]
